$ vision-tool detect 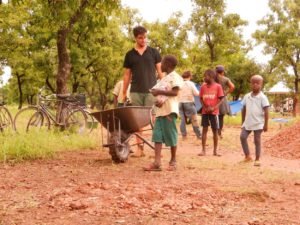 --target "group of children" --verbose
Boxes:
[143,55,269,171]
